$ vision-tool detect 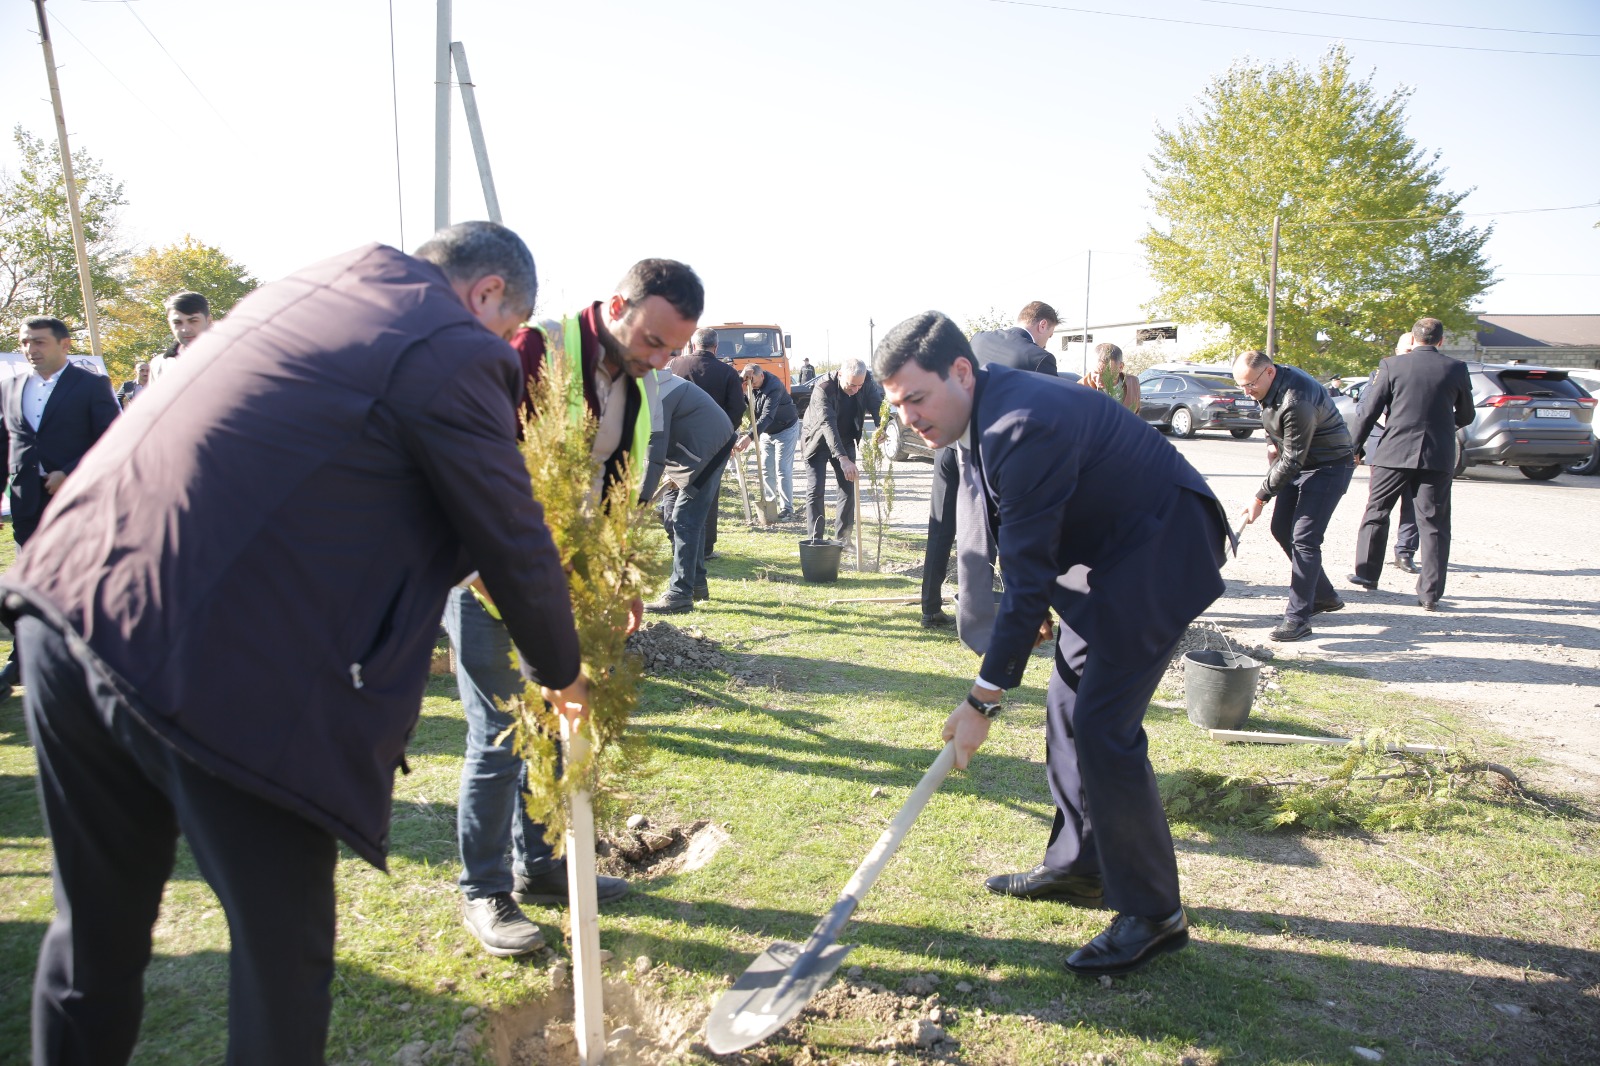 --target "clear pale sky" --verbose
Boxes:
[4,0,1597,367]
